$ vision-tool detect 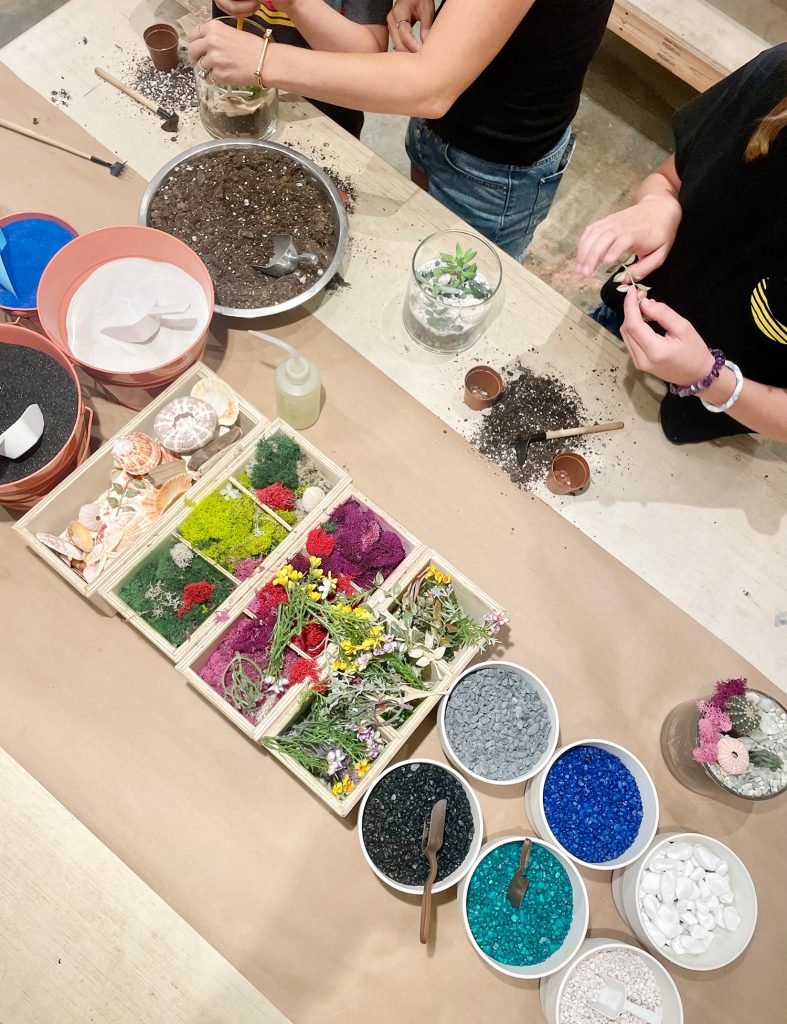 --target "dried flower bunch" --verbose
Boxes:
[692,678,782,775]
